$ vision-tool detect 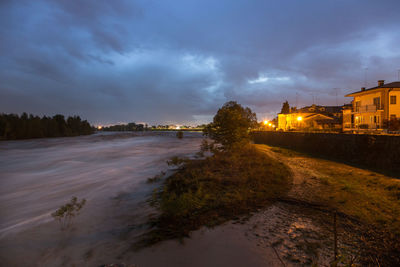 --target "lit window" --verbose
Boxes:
[390,95,397,105]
